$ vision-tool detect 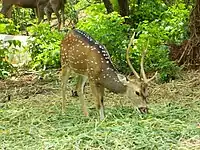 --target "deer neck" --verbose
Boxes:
[99,67,127,94]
